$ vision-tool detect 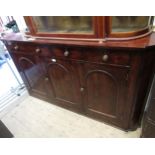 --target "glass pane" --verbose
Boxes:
[112,16,150,33]
[32,16,93,34]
